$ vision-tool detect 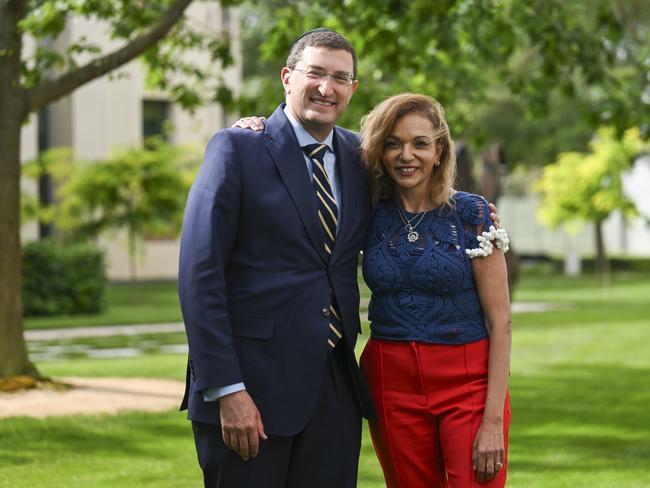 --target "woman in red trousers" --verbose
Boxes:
[359,93,512,487]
